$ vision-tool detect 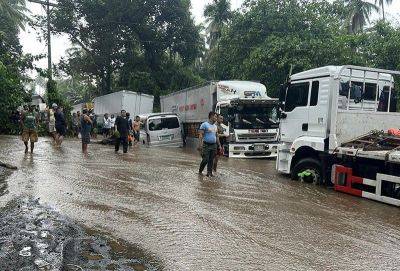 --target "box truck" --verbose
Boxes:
[161,81,279,158]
